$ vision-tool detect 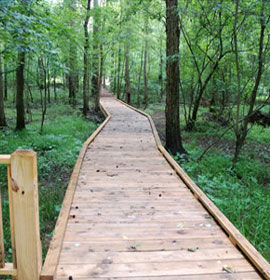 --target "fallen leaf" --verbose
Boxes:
[205,215,213,220]
[187,248,198,252]
[177,223,184,228]
[107,173,118,177]
[222,265,234,273]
